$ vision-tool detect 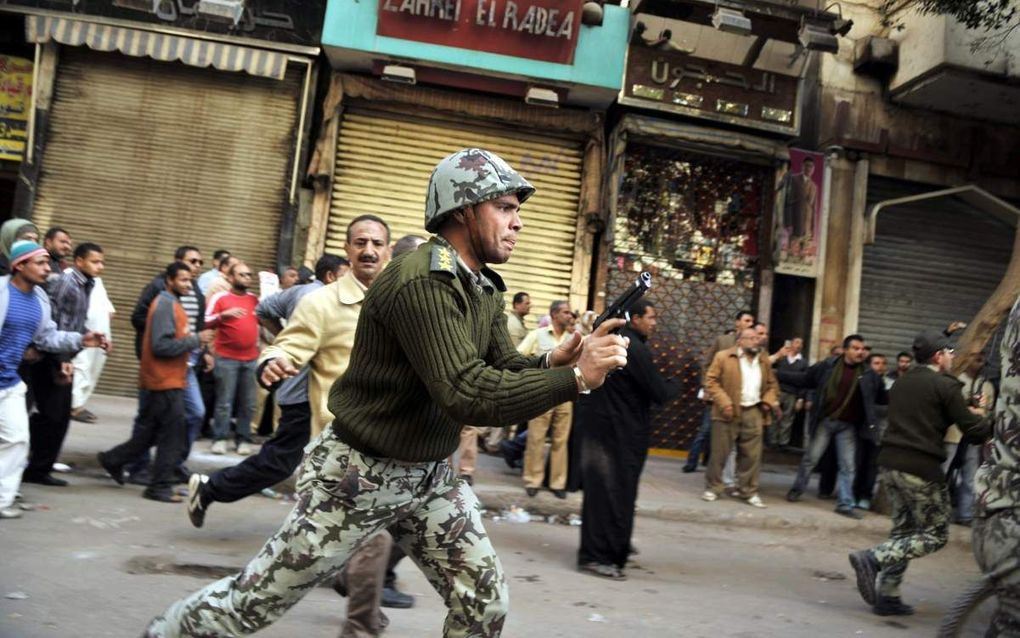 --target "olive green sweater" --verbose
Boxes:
[878,366,991,482]
[328,238,578,462]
